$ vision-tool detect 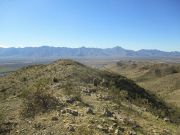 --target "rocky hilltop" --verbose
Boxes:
[0,60,179,135]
